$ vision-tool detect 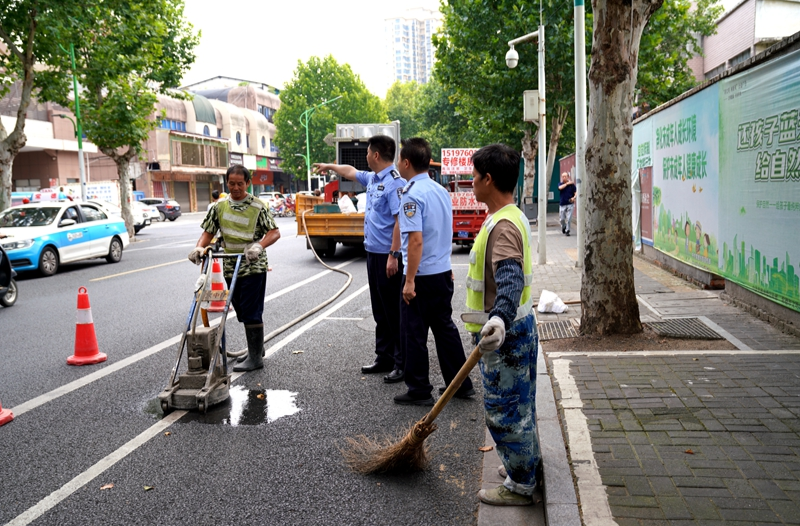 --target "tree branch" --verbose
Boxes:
[0,13,26,62]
